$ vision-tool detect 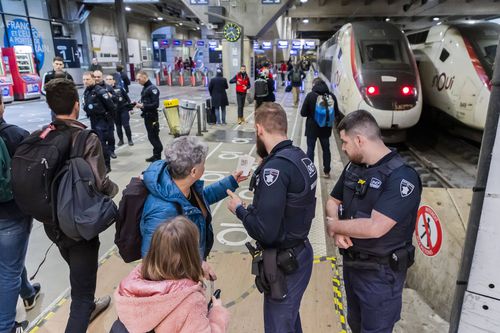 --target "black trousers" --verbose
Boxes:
[44,225,100,333]
[144,113,163,158]
[236,92,246,118]
[115,109,132,142]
